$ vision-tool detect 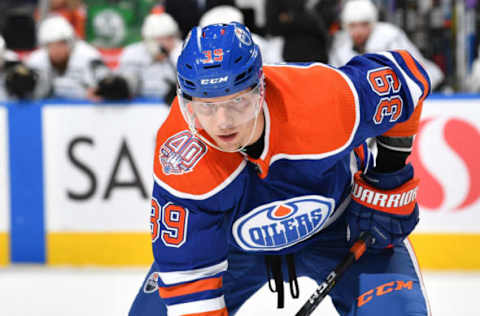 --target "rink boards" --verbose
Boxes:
[0,96,479,269]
